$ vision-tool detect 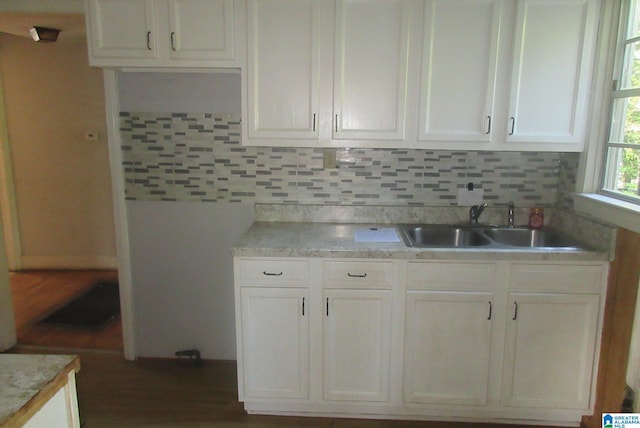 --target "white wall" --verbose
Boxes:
[119,72,252,359]
[127,201,253,359]
[0,33,116,268]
